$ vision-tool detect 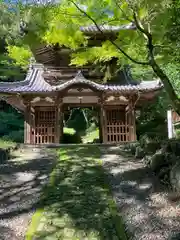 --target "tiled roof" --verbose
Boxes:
[0,64,52,93]
[0,64,163,94]
[80,23,136,33]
